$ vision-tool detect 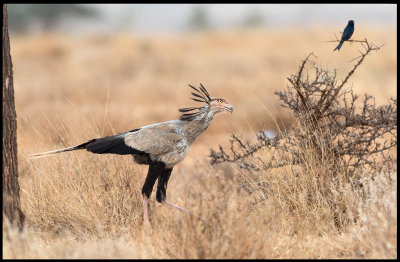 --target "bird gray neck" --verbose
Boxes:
[183,109,216,145]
